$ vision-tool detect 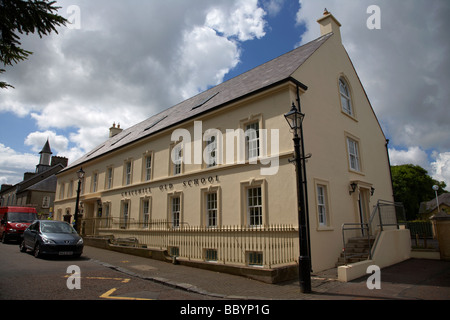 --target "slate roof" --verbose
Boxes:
[419,193,450,214]
[64,33,333,171]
